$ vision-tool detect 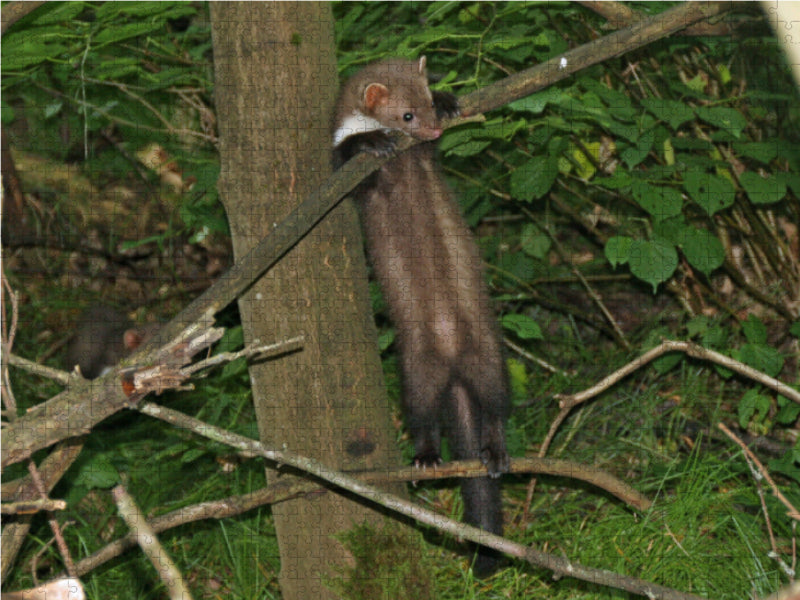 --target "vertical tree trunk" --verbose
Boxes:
[210,3,419,598]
